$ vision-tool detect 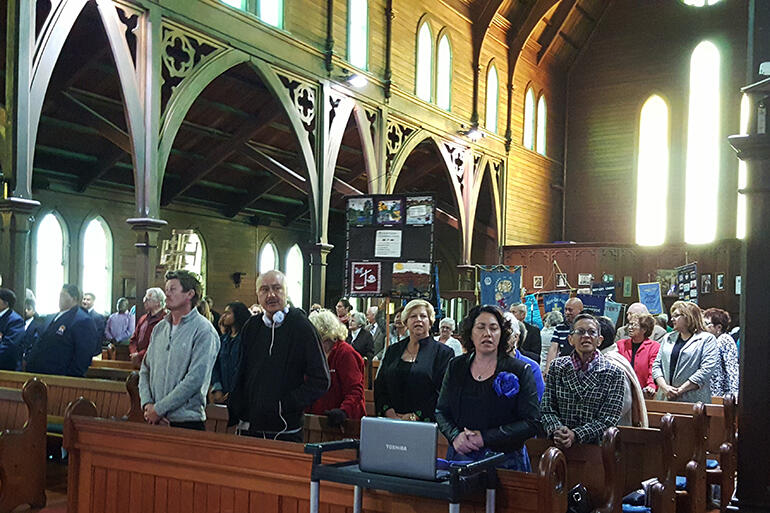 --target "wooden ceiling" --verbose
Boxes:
[15,0,607,235]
